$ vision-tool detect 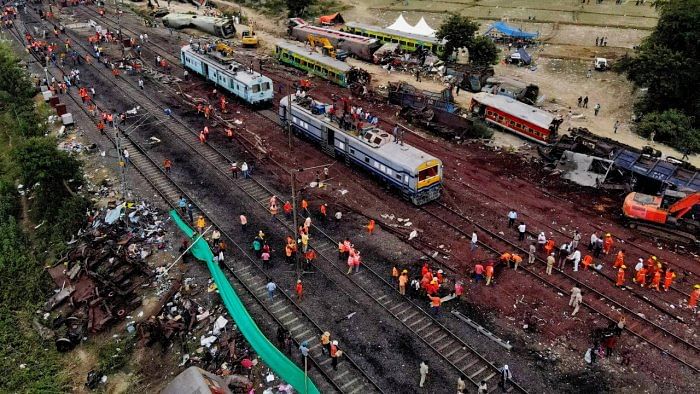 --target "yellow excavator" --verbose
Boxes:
[308,34,347,60]
[241,24,259,47]
[215,40,235,57]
